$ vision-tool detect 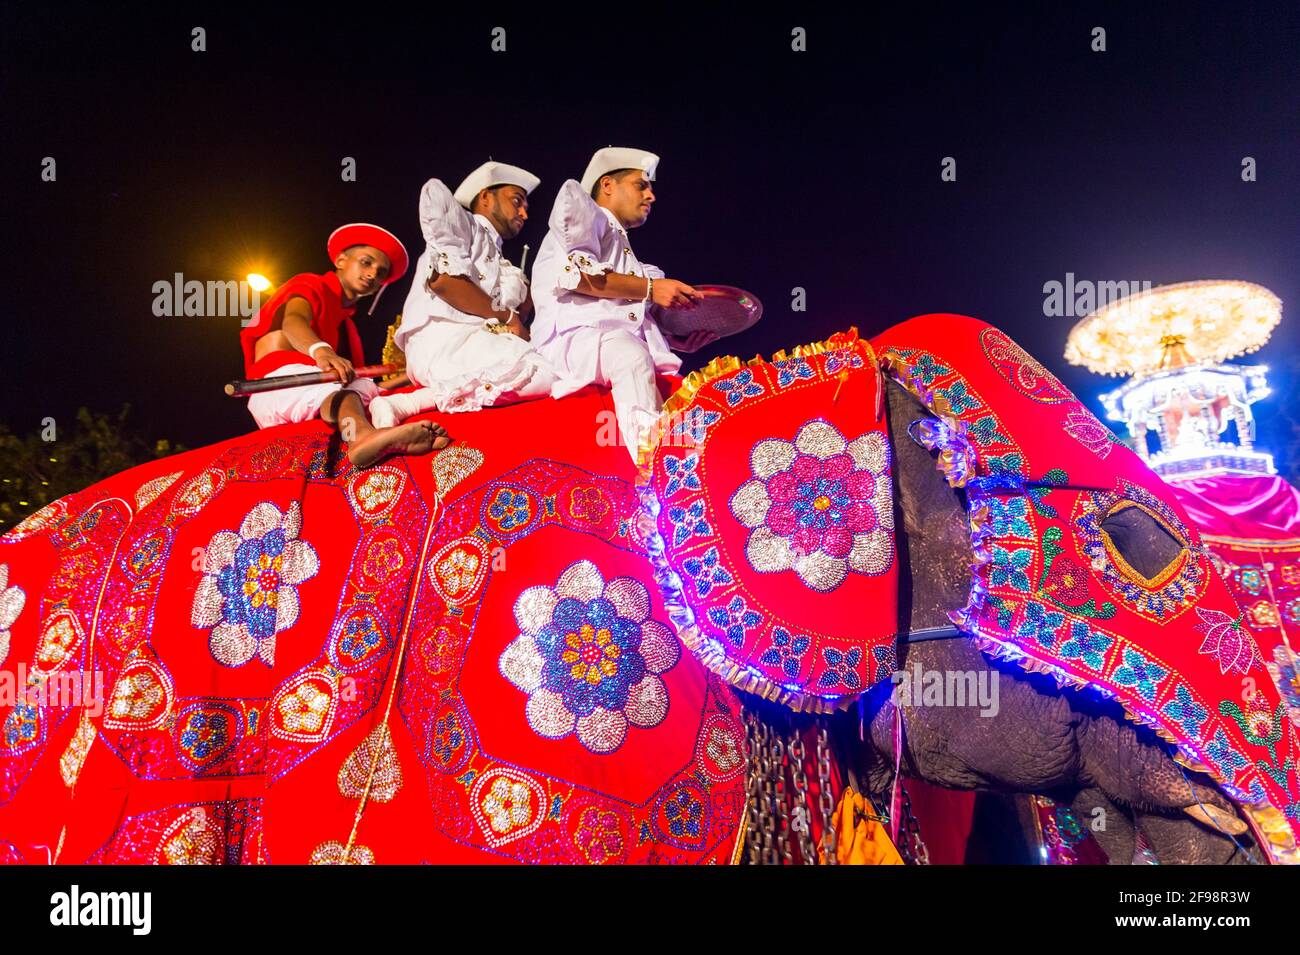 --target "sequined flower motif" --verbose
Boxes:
[1265,645,1300,728]
[705,596,762,648]
[1234,567,1264,594]
[1111,646,1168,702]
[482,776,532,835]
[179,710,230,762]
[488,489,531,531]
[823,346,865,375]
[818,646,863,690]
[662,454,701,498]
[664,787,704,838]
[712,369,763,406]
[191,501,319,668]
[758,627,810,679]
[574,807,625,864]
[0,564,26,667]
[773,357,815,387]
[729,420,894,593]
[499,560,680,754]
[667,500,711,546]
[669,408,721,447]
[1193,607,1262,676]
